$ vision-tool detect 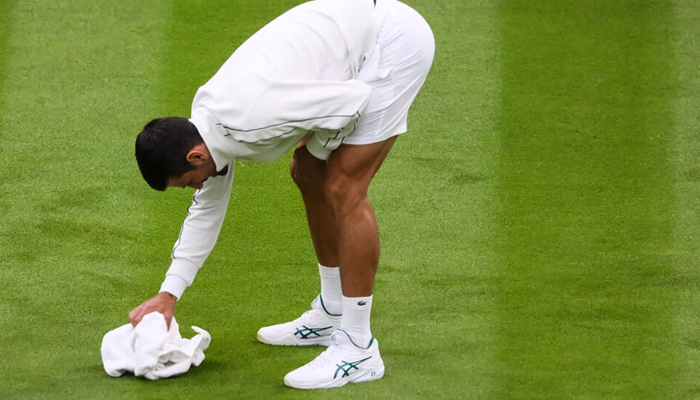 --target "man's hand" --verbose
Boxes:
[129,292,177,329]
